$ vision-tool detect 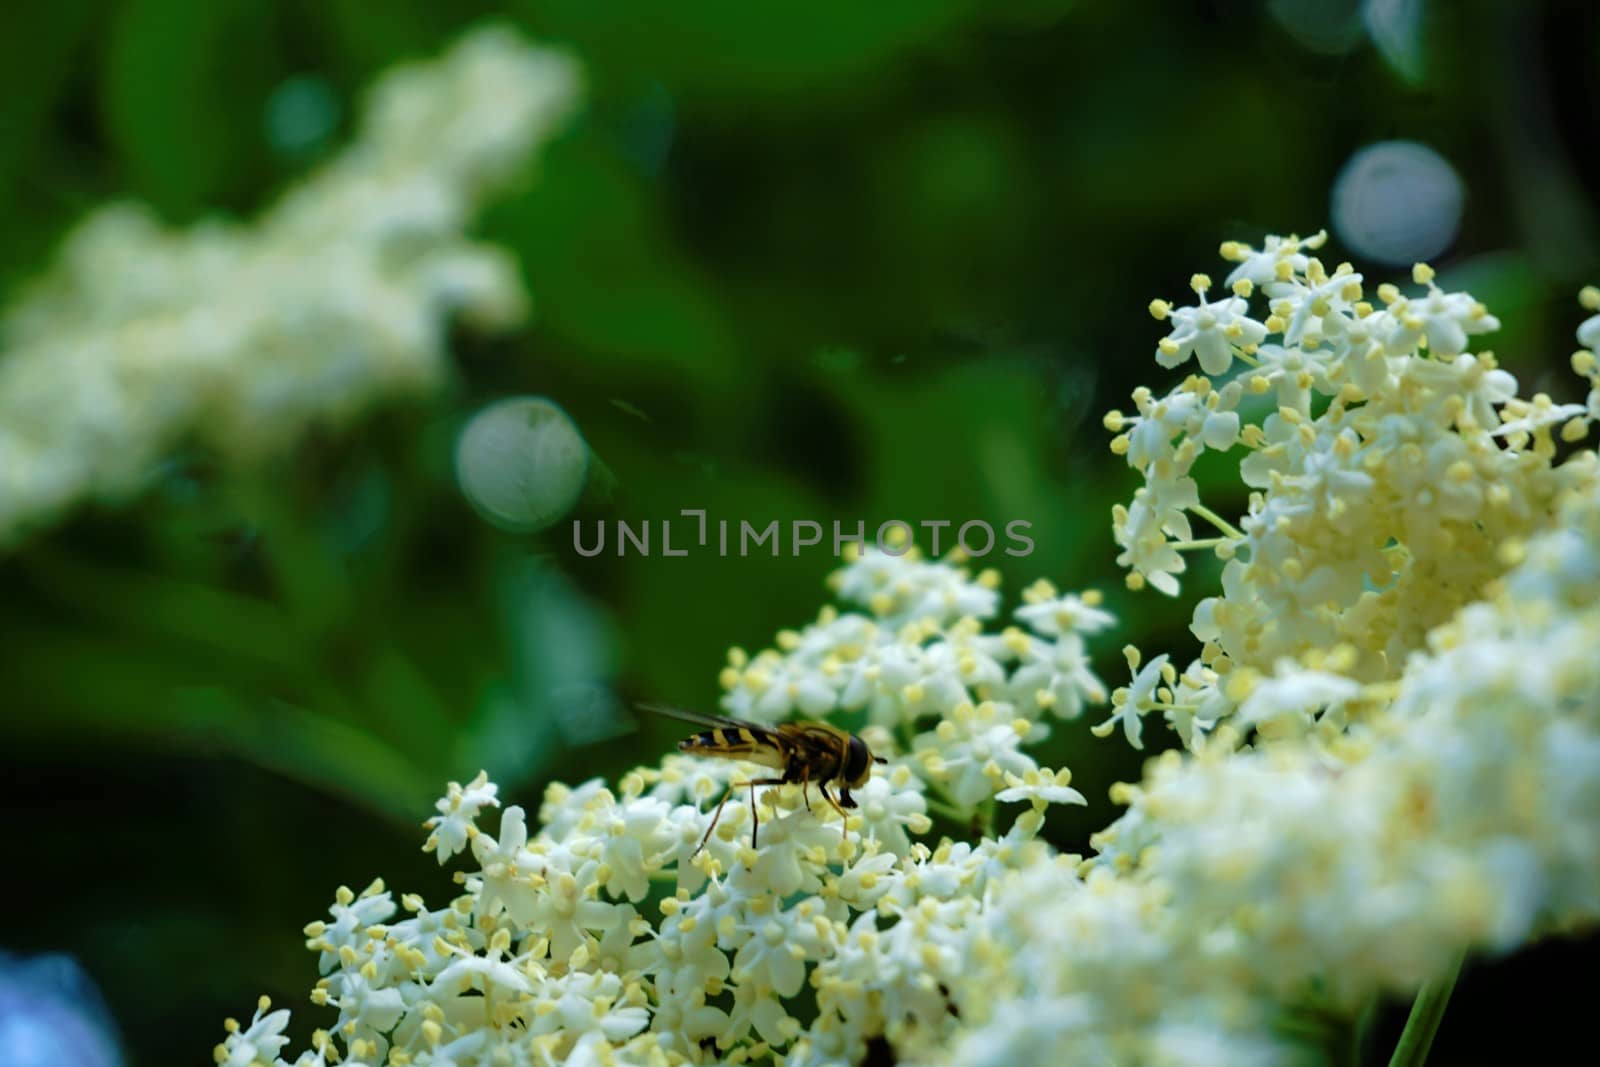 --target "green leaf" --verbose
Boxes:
[304,0,483,79]
[102,0,280,214]
[455,554,622,789]
[0,0,97,206]
[828,359,1117,582]
[20,545,310,674]
[485,140,738,380]
[1365,0,1428,85]
[1,625,434,819]
[527,0,975,105]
